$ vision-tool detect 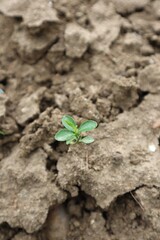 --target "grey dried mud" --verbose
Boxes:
[0,0,160,239]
